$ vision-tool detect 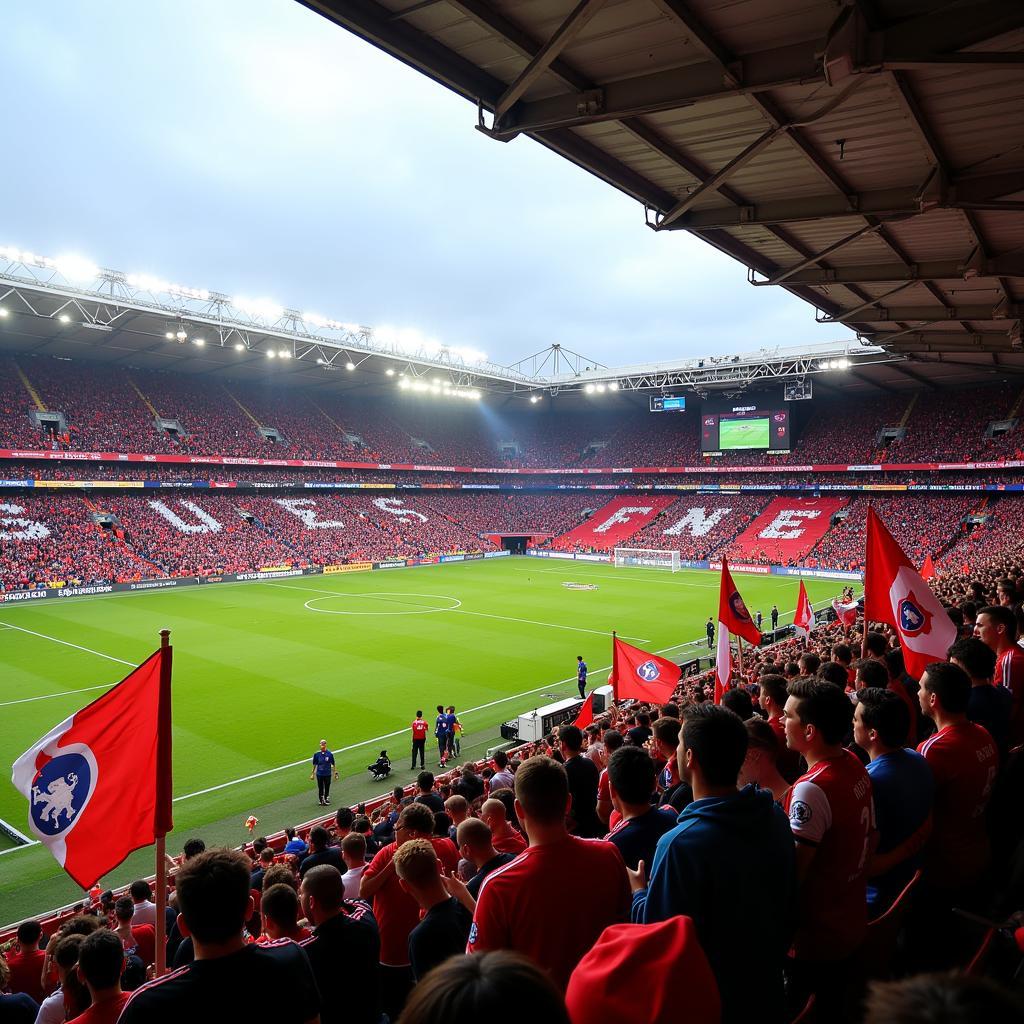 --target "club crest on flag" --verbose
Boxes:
[29,745,97,839]
[636,660,661,682]
[728,592,752,623]
[897,590,932,638]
